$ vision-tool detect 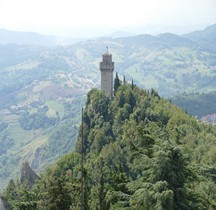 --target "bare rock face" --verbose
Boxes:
[0,196,12,210]
[0,197,6,210]
[20,162,39,188]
